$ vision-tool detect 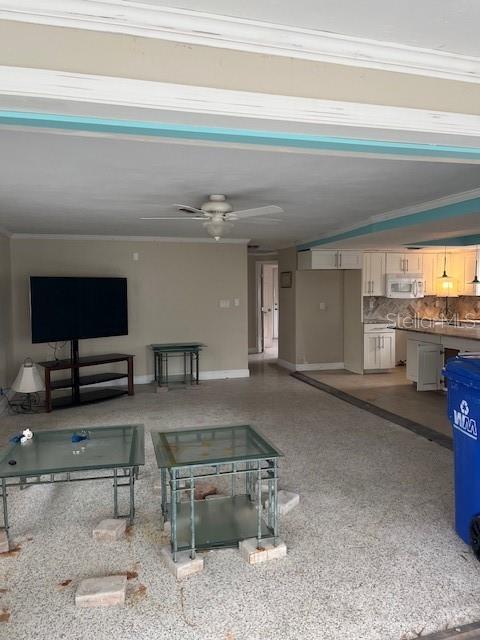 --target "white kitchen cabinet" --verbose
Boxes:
[386,252,423,274]
[297,250,362,270]
[422,253,437,296]
[363,325,396,370]
[338,251,363,269]
[461,250,480,296]
[363,252,386,296]
[406,338,443,391]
